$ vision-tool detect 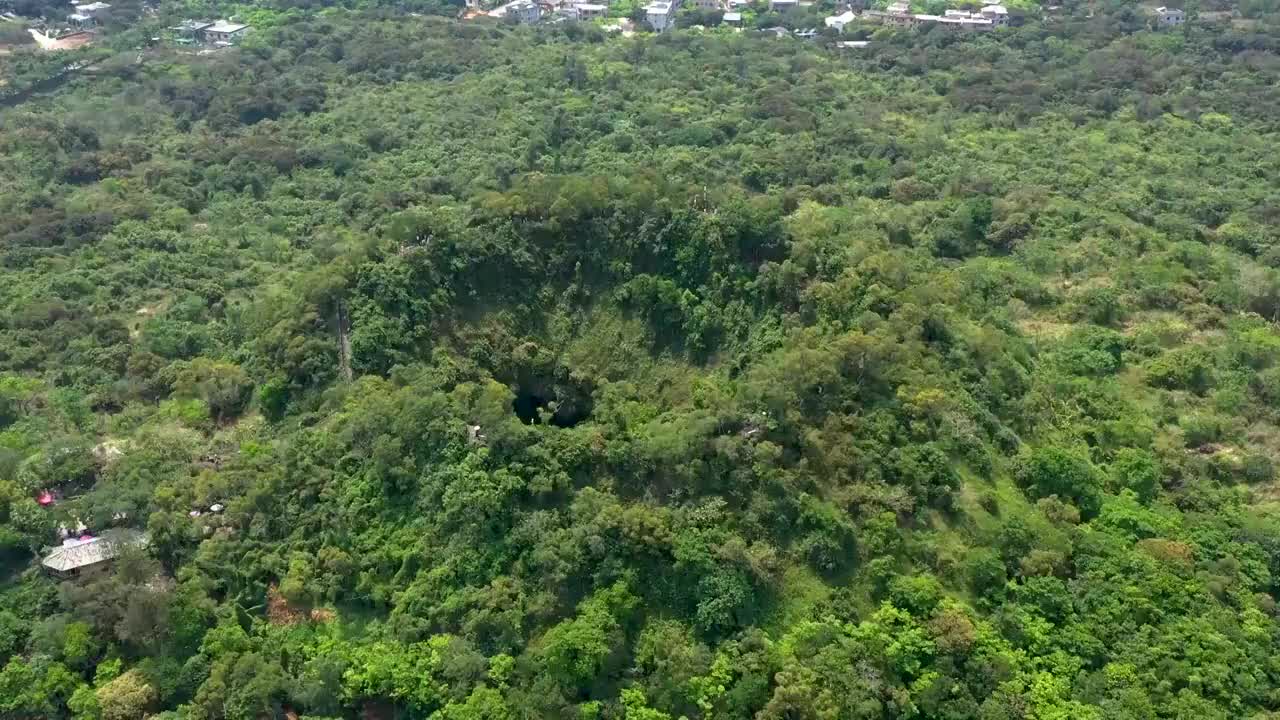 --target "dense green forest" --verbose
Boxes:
[5,4,1280,719]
